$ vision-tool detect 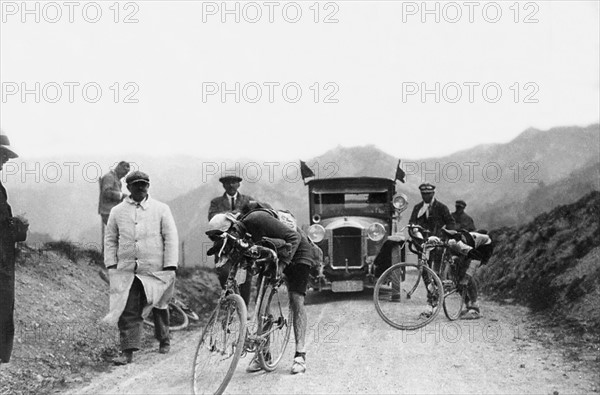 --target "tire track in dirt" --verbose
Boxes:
[69,293,599,394]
